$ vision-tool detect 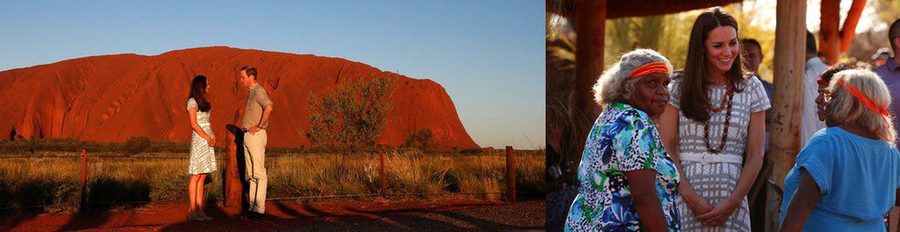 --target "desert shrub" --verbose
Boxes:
[305,76,395,152]
[123,136,151,155]
[402,129,434,151]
